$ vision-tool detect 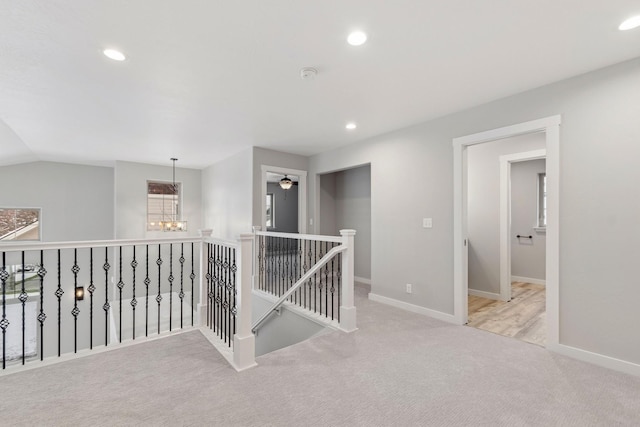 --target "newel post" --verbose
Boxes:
[197,229,212,327]
[233,233,257,371]
[339,229,357,332]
